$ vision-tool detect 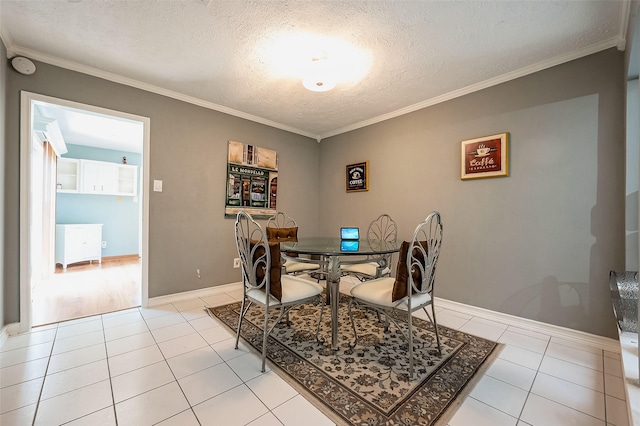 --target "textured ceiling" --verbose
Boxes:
[0,1,629,141]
